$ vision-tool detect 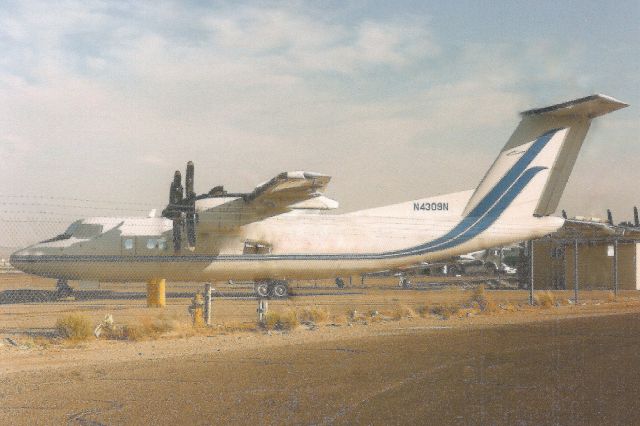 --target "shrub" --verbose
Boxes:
[415,304,429,318]
[263,310,299,331]
[389,304,416,320]
[534,291,555,308]
[56,313,93,341]
[430,304,460,320]
[121,324,142,341]
[139,314,178,336]
[297,307,329,324]
[466,285,497,313]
